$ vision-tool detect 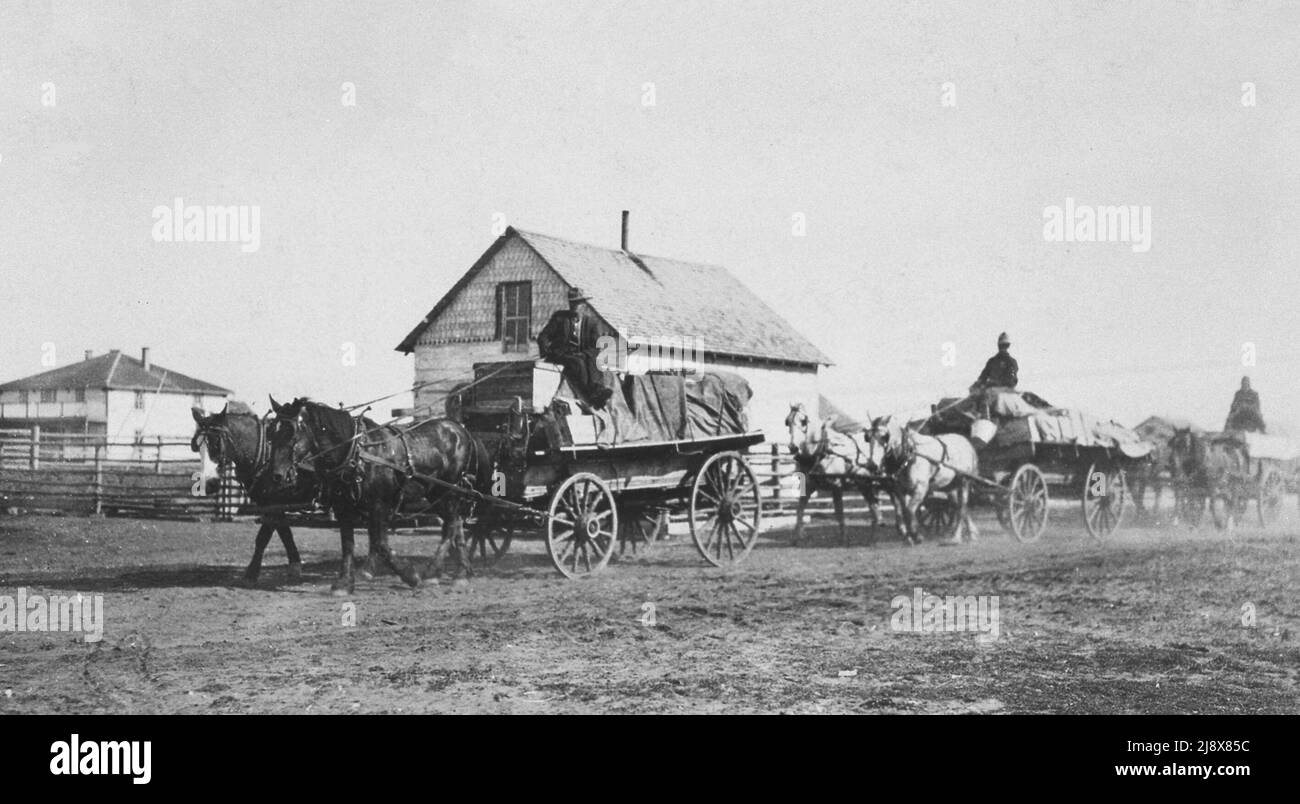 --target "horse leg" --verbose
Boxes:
[331,519,356,596]
[959,480,978,542]
[793,492,810,545]
[244,522,275,585]
[450,513,471,580]
[277,524,302,580]
[905,474,929,545]
[370,502,421,588]
[862,485,879,546]
[889,491,907,541]
[833,487,847,545]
